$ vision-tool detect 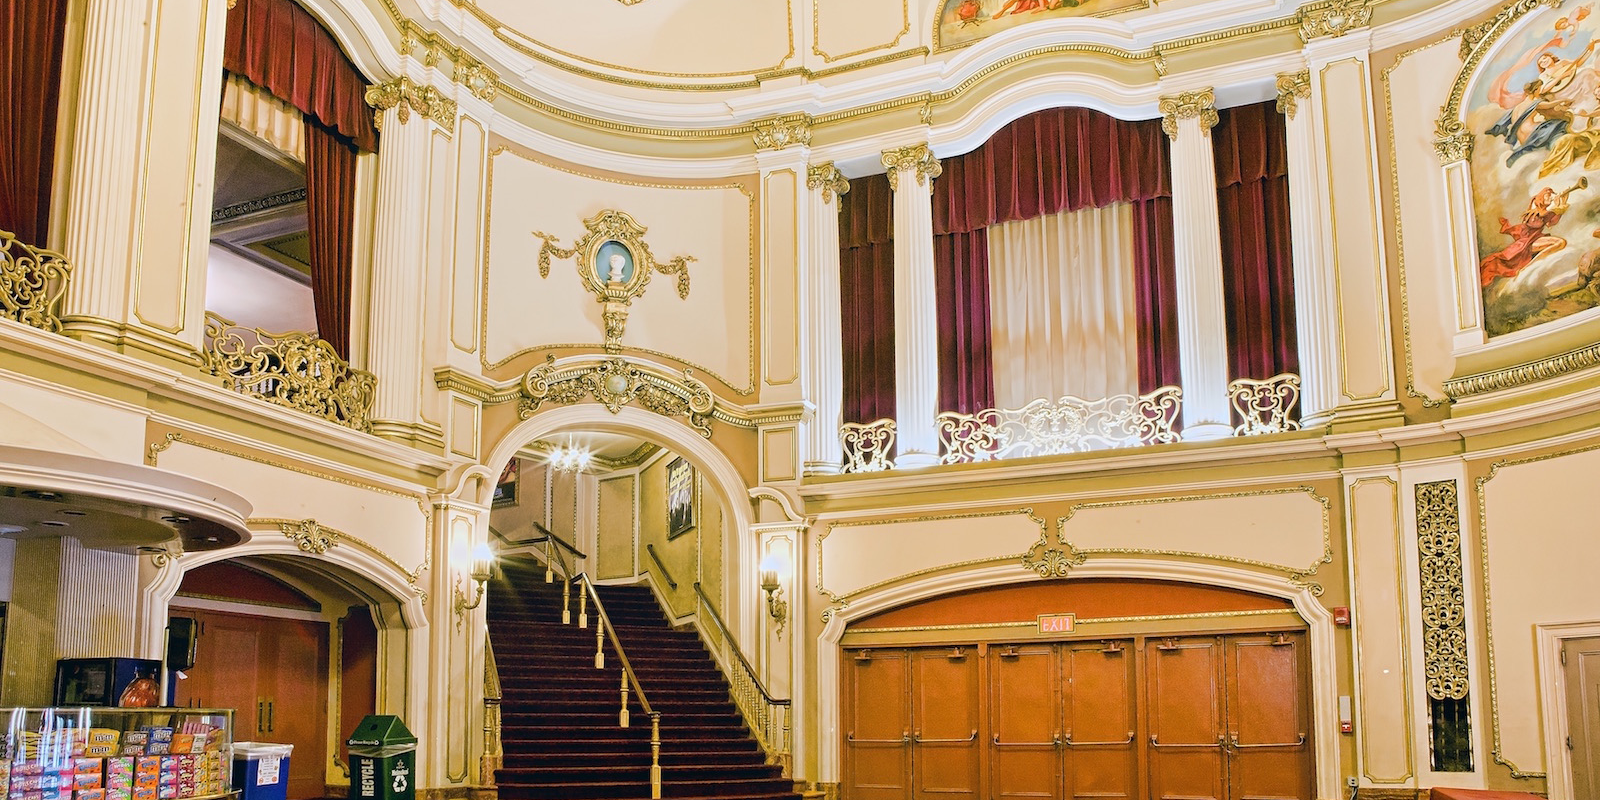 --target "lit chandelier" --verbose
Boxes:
[546,438,593,473]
